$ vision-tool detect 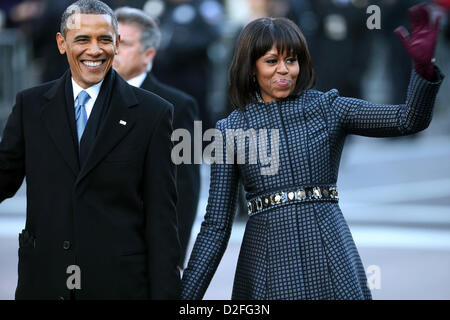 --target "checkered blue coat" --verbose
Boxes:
[181,69,443,300]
